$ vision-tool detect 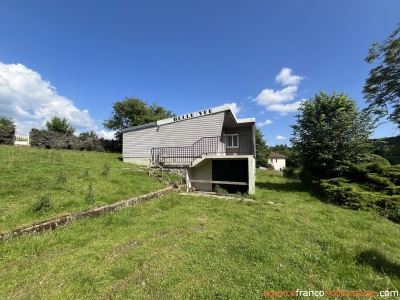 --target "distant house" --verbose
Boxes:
[122,105,256,194]
[268,152,287,171]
